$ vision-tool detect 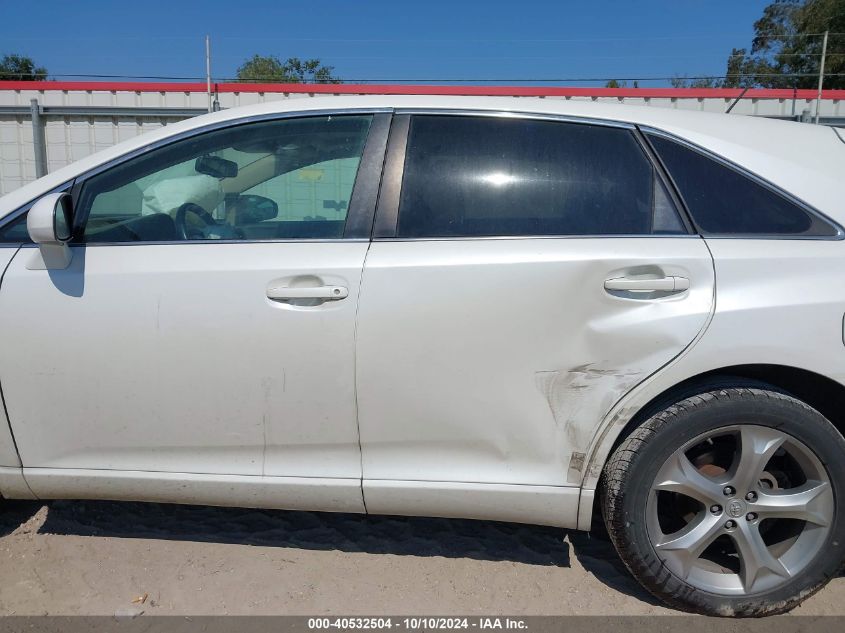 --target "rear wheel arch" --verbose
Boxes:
[600,386,845,615]
[579,364,845,529]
